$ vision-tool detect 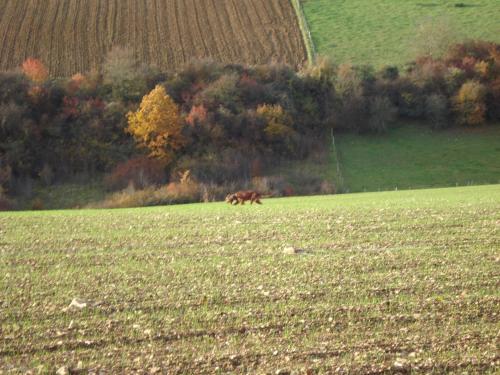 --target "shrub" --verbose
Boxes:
[444,66,466,93]
[199,73,240,109]
[286,169,324,195]
[250,158,263,177]
[257,104,297,152]
[175,150,252,184]
[0,72,29,103]
[398,90,426,119]
[335,64,363,99]
[38,163,54,186]
[66,73,86,94]
[165,177,201,203]
[0,196,14,211]
[22,58,49,83]
[185,104,208,126]
[251,175,287,196]
[199,182,238,202]
[367,96,397,133]
[0,186,14,211]
[0,164,12,190]
[103,46,147,100]
[105,156,166,191]
[31,198,44,210]
[445,40,496,72]
[333,95,367,131]
[453,80,487,125]
[320,180,336,195]
[92,177,201,209]
[486,77,500,120]
[425,94,450,129]
[379,66,399,81]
